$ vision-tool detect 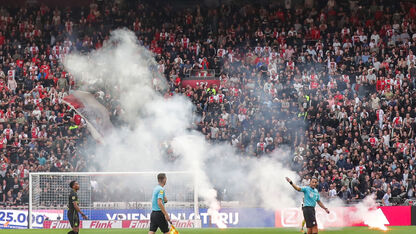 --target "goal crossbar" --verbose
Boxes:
[29,171,193,176]
[28,171,199,229]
